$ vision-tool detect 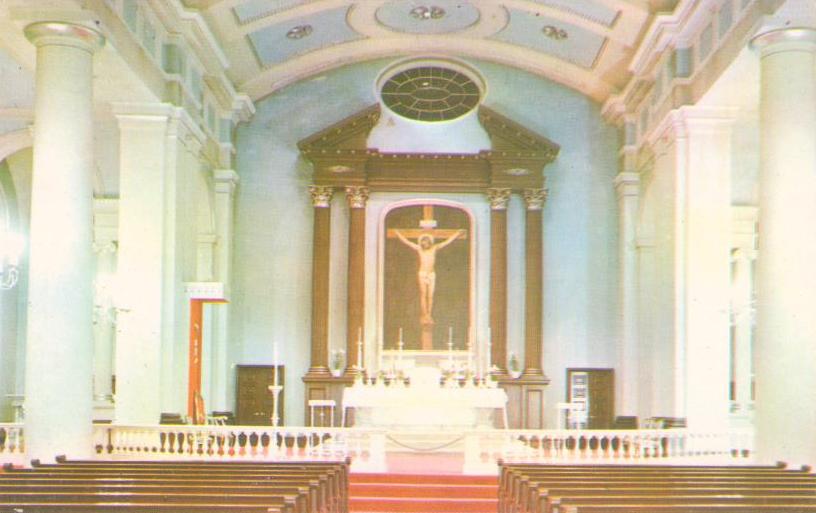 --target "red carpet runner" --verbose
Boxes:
[349,473,498,513]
